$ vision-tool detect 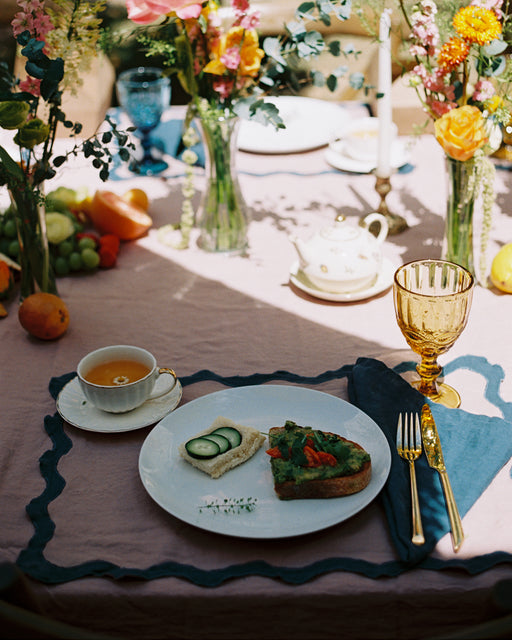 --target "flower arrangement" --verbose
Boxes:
[126,0,365,123]
[123,0,367,250]
[396,0,512,278]
[0,0,132,297]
